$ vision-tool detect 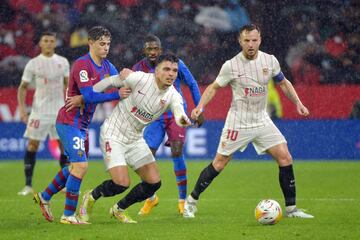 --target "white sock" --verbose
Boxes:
[187,195,197,203]
[149,194,156,201]
[286,205,296,212]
